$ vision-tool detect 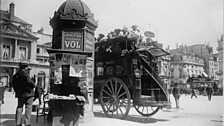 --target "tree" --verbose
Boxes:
[97,33,105,42]
[113,29,122,36]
